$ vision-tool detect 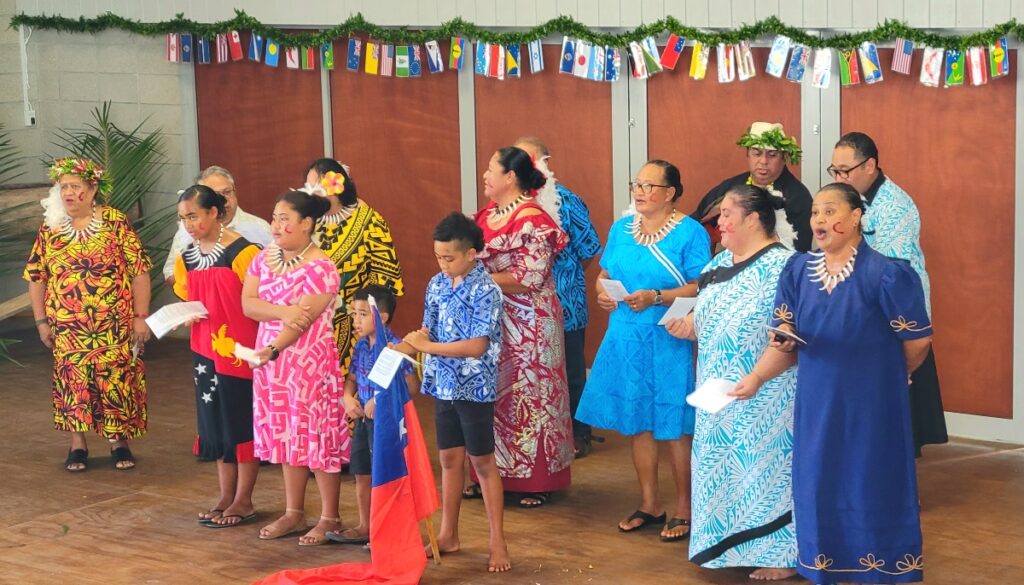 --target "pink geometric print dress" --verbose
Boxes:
[247,251,350,472]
